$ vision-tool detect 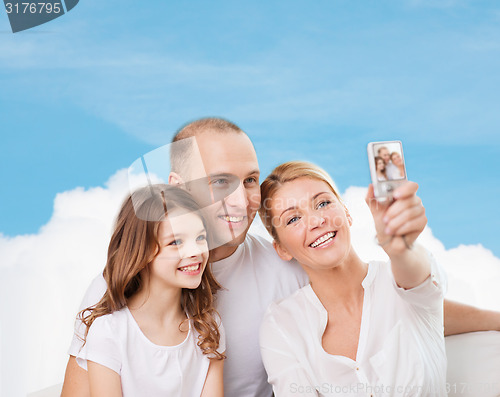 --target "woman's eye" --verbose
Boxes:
[196,234,207,242]
[286,216,299,226]
[168,239,182,246]
[317,200,331,209]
